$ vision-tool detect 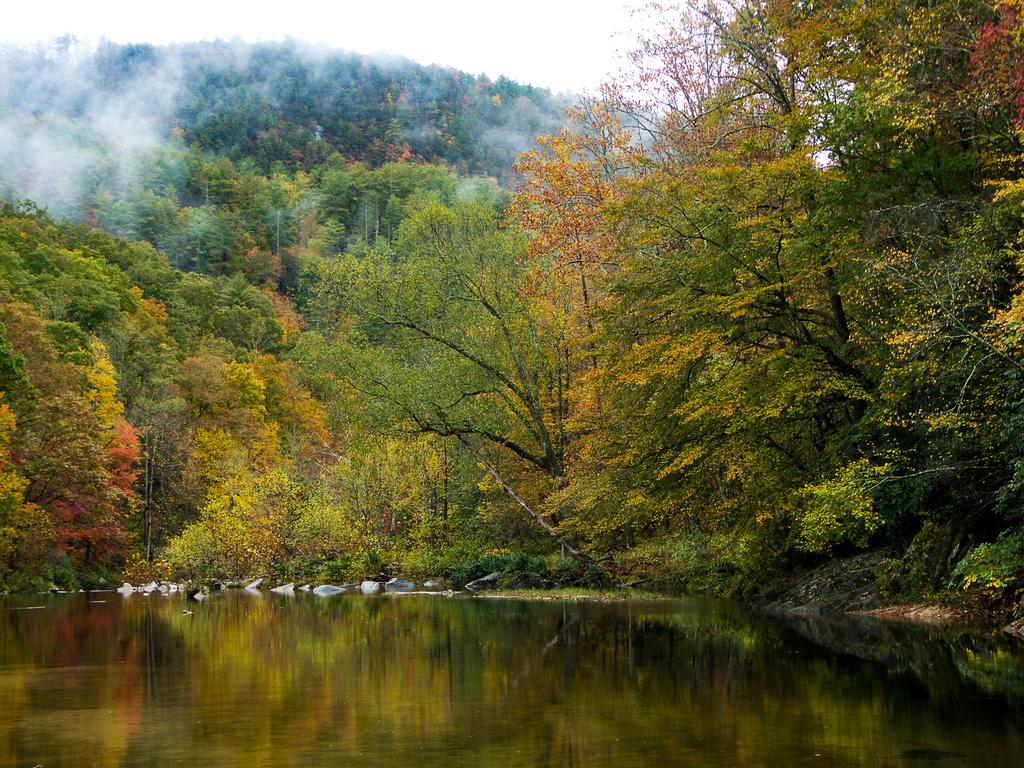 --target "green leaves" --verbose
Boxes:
[951,529,1024,592]
[310,201,562,471]
[797,460,891,553]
